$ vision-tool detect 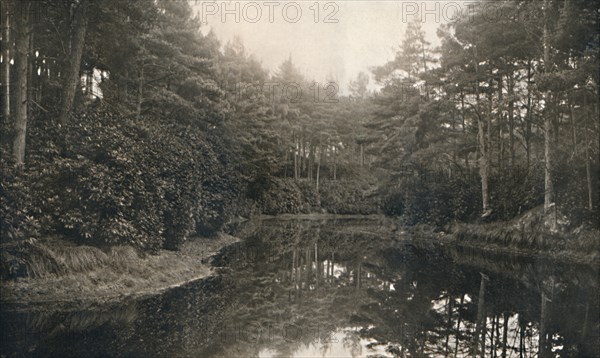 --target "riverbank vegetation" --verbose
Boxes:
[401,208,599,265]
[1,233,238,305]
[1,0,599,285]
